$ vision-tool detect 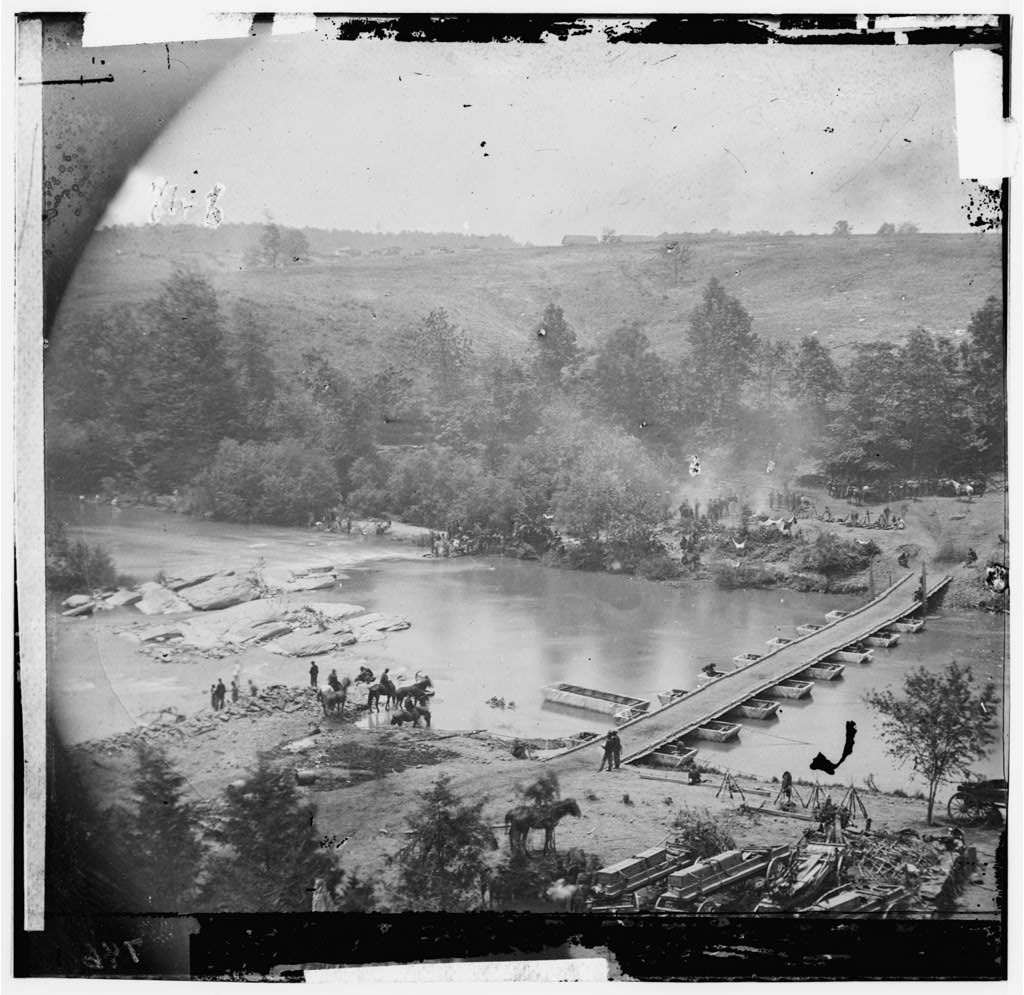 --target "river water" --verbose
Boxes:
[49,501,1008,793]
